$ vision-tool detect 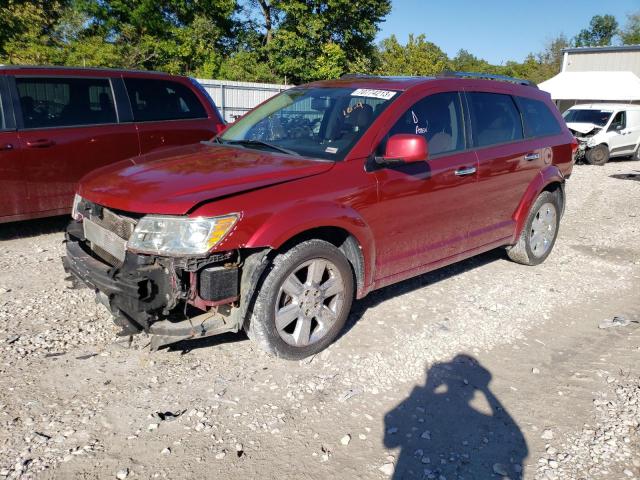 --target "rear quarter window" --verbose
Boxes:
[517,97,562,138]
[124,78,207,122]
